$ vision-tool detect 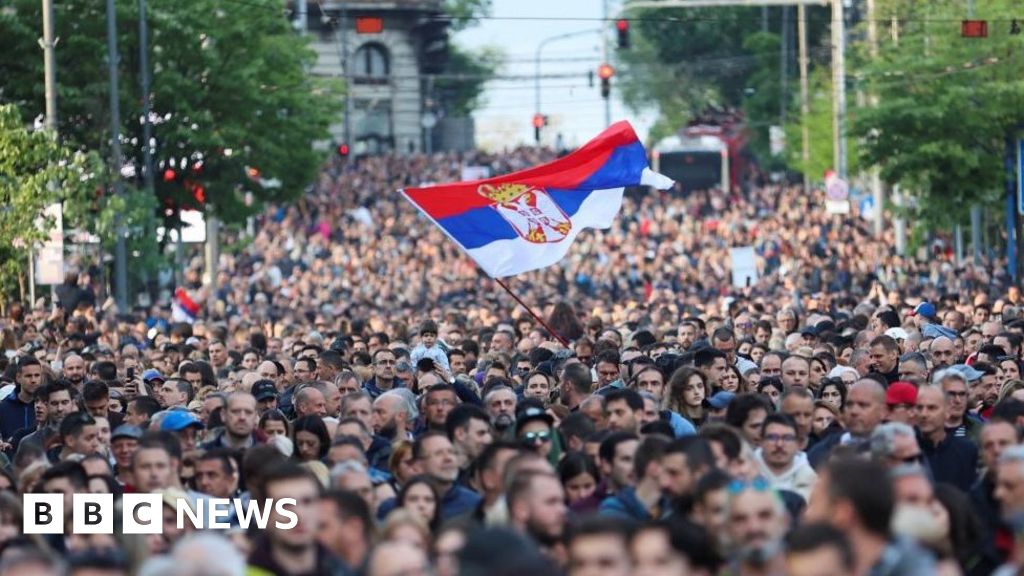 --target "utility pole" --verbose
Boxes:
[830,0,847,179]
[106,0,128,311]
[866,0,882,237]
[779,6,788,124]
[41,0,57,132]
[340,5,353,150]
[798,3,809,193]
[602,0,611,128]
[138,0,166,289]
